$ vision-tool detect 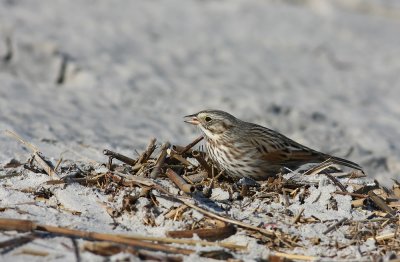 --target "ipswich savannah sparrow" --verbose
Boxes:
[185,109,363,180]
